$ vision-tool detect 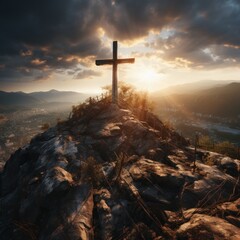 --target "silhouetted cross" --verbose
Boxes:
[96,41,135,104]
